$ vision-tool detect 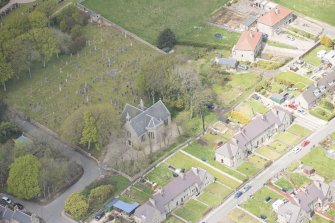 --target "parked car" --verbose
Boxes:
[237,64,249,70]
[265,196,272,203]
[95,211,105,221]
[298,109,306,115]
[241,185,252,193]
[292,147,302,154]
[287,35,295,41]
[301,140,310,147]
[288,104,297,110]
[252,94,260,100]
[13,203,24,210]
[234,191,243,198]
[289,65,299,72]
[1,196,12,204]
